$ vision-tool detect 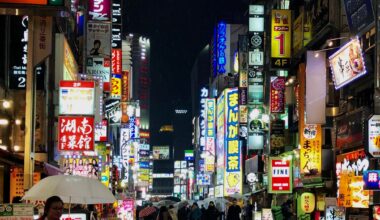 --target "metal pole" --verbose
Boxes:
[24,15,36,191]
